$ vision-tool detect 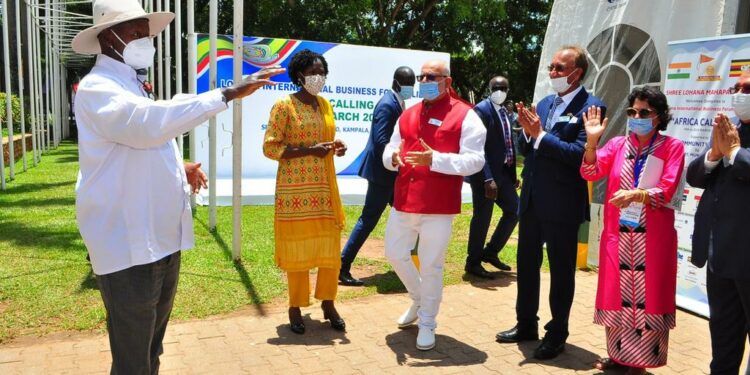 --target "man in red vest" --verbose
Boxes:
[382,60,486,351]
